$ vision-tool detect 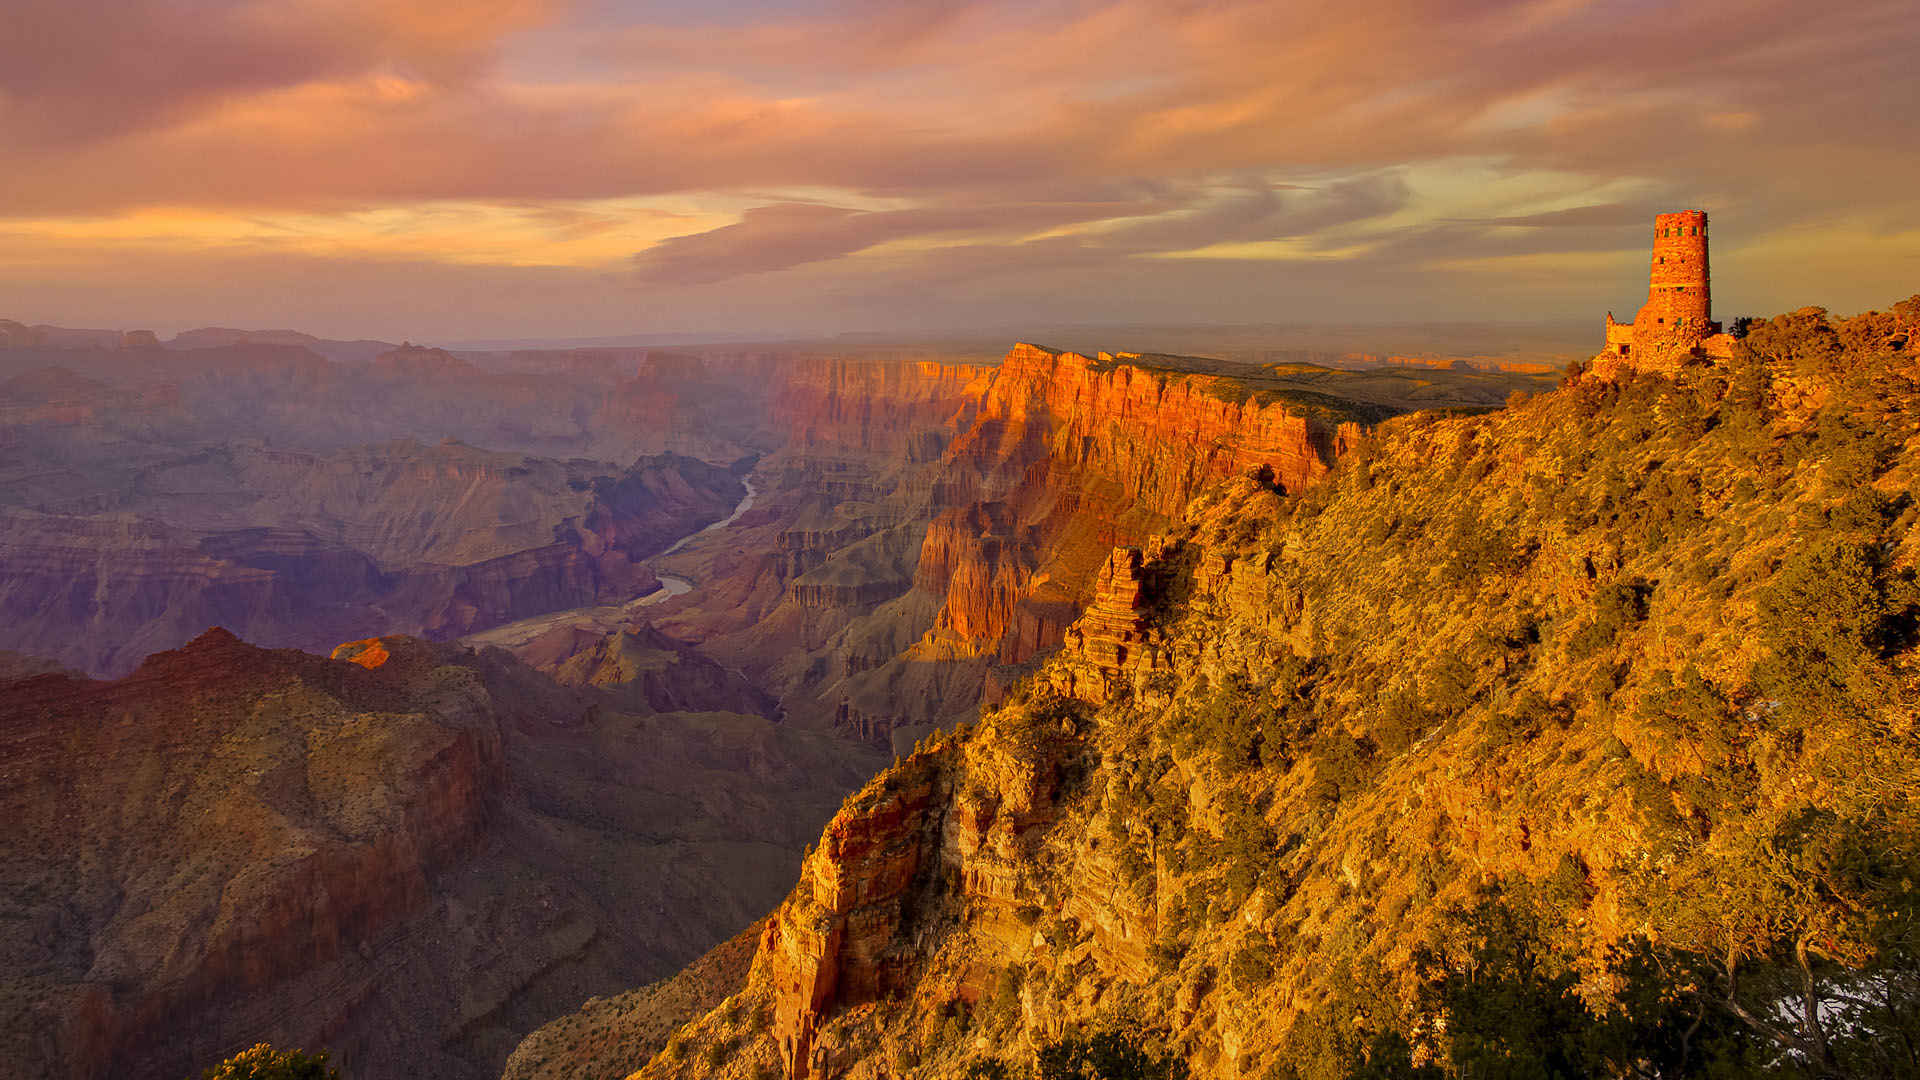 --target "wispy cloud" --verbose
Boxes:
[2,0,1915,336]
